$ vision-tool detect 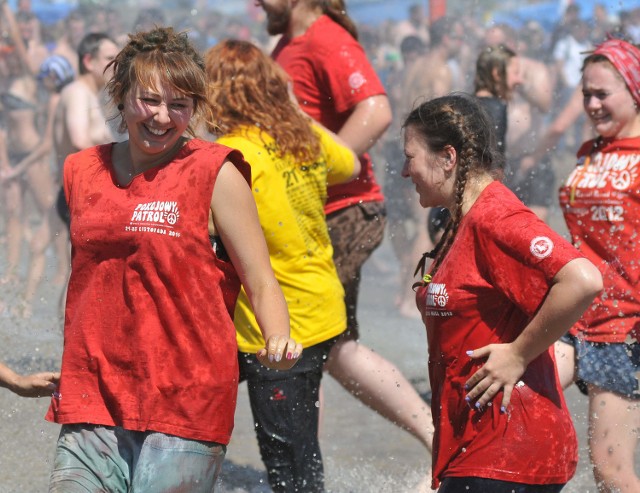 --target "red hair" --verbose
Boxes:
[205,40,320,163]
